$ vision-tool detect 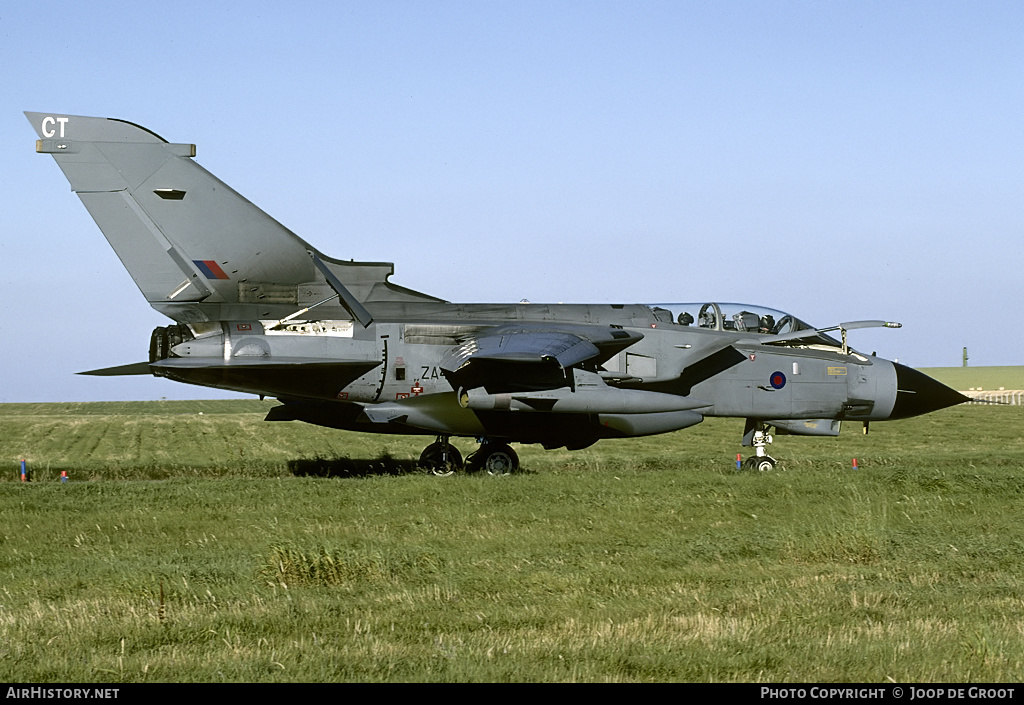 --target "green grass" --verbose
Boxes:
[1,402,1024,681]
[920,366,1024,390]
